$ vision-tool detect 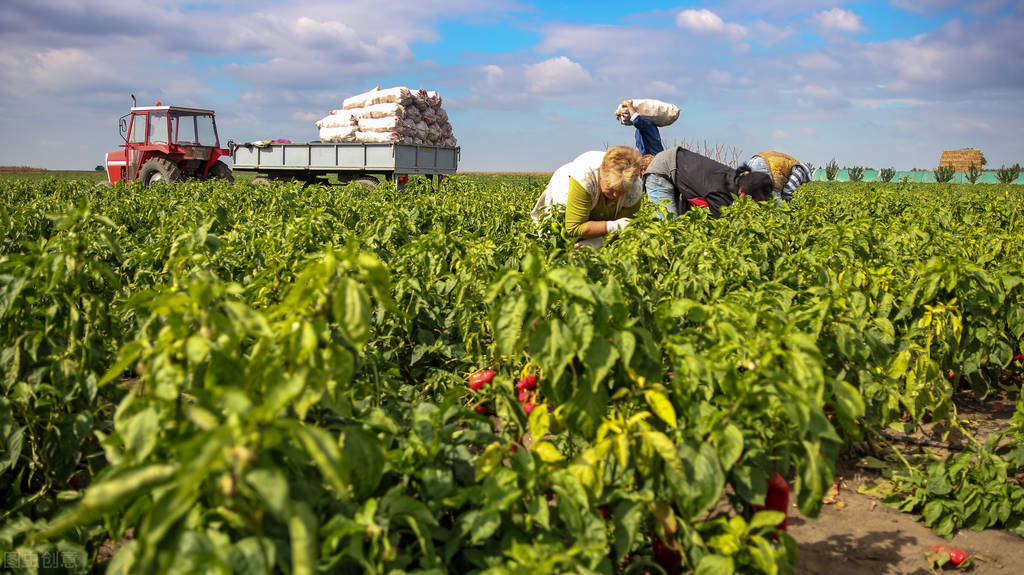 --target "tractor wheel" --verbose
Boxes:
[138,158,182,186]
[208,160,234,182]
[354,175,380,191]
